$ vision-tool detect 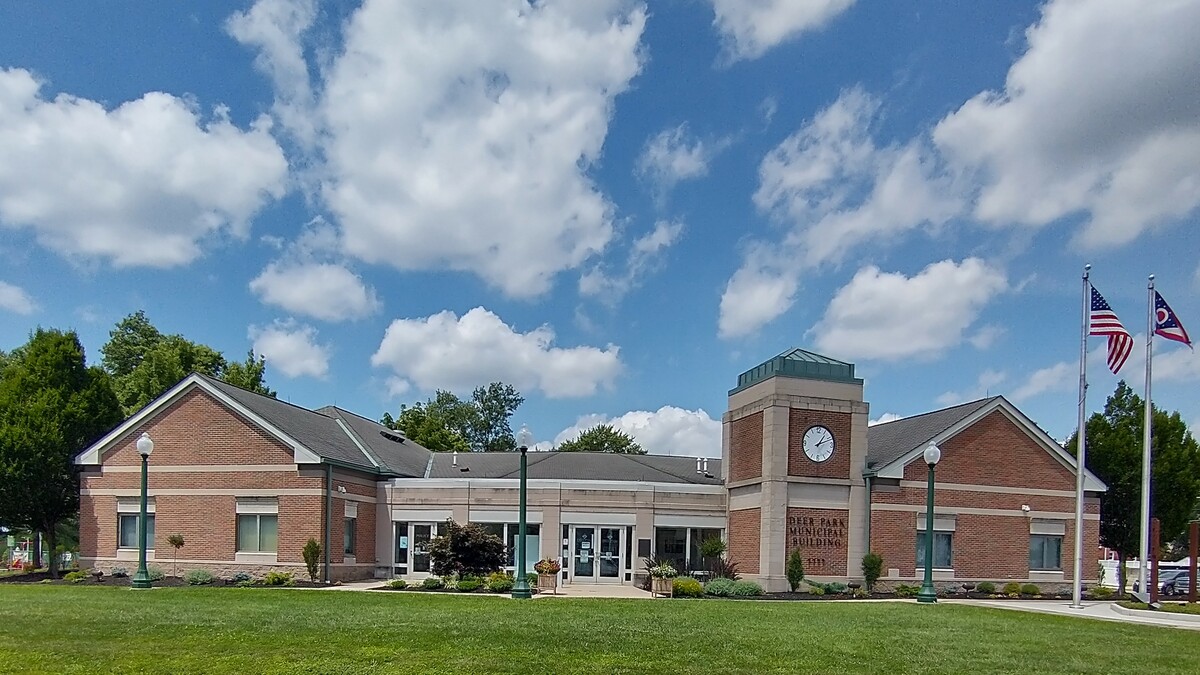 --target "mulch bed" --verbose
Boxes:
[0,571,328,589]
